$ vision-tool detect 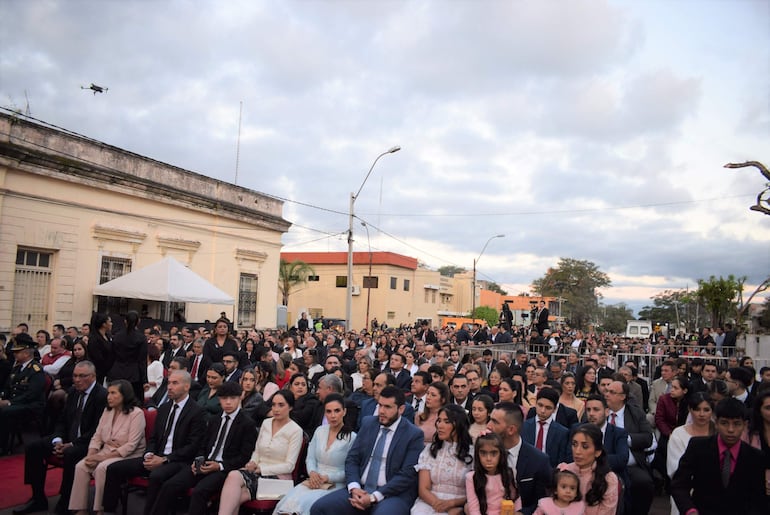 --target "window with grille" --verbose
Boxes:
[97,256,132,314]
[363,276,378,288]
[403,279,410,291]
[13,249,54,331]
[335,276,347,288]
[390,277,397,289]
[238,273,258,328]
